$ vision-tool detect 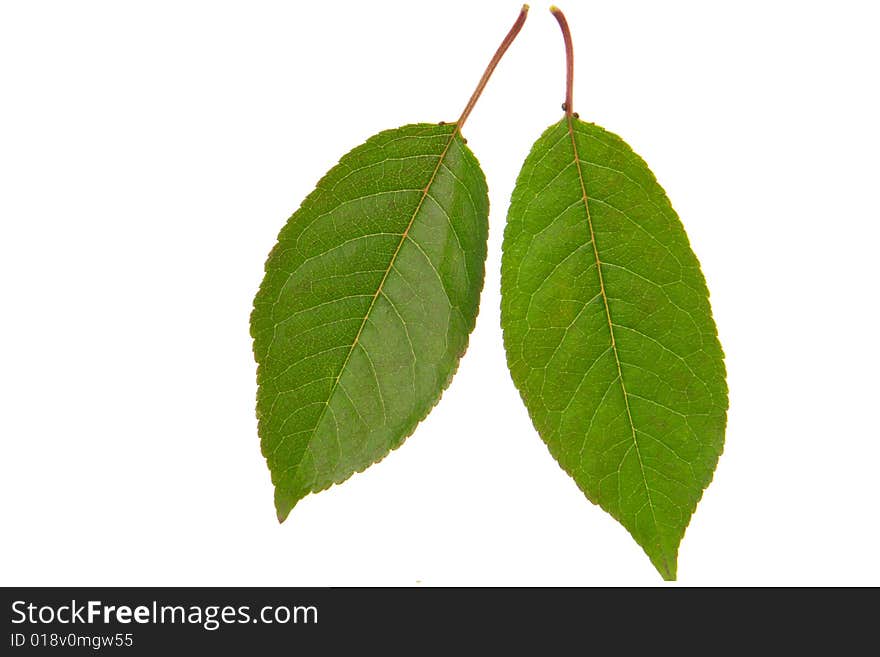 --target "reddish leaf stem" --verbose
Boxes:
[455,5,529,133]
[550,6,574,116]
